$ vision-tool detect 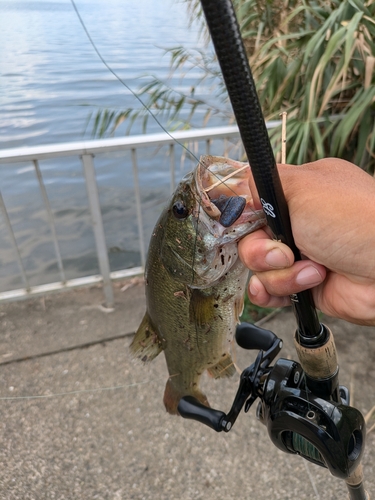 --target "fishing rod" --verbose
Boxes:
[70,1,368,494]
[178,1,369,498]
